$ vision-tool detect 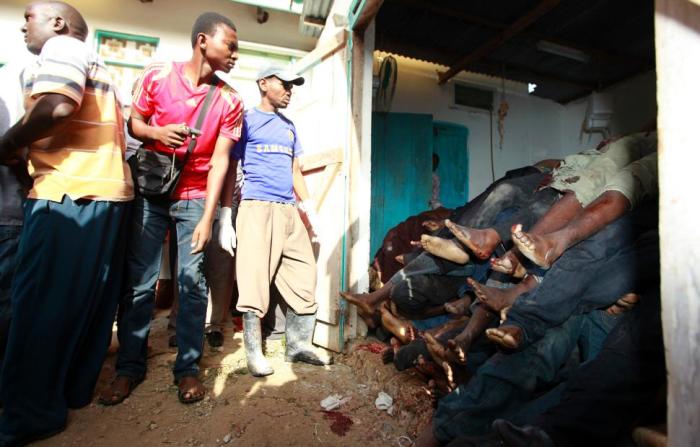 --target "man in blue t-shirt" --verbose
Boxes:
[219,65,332,376]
